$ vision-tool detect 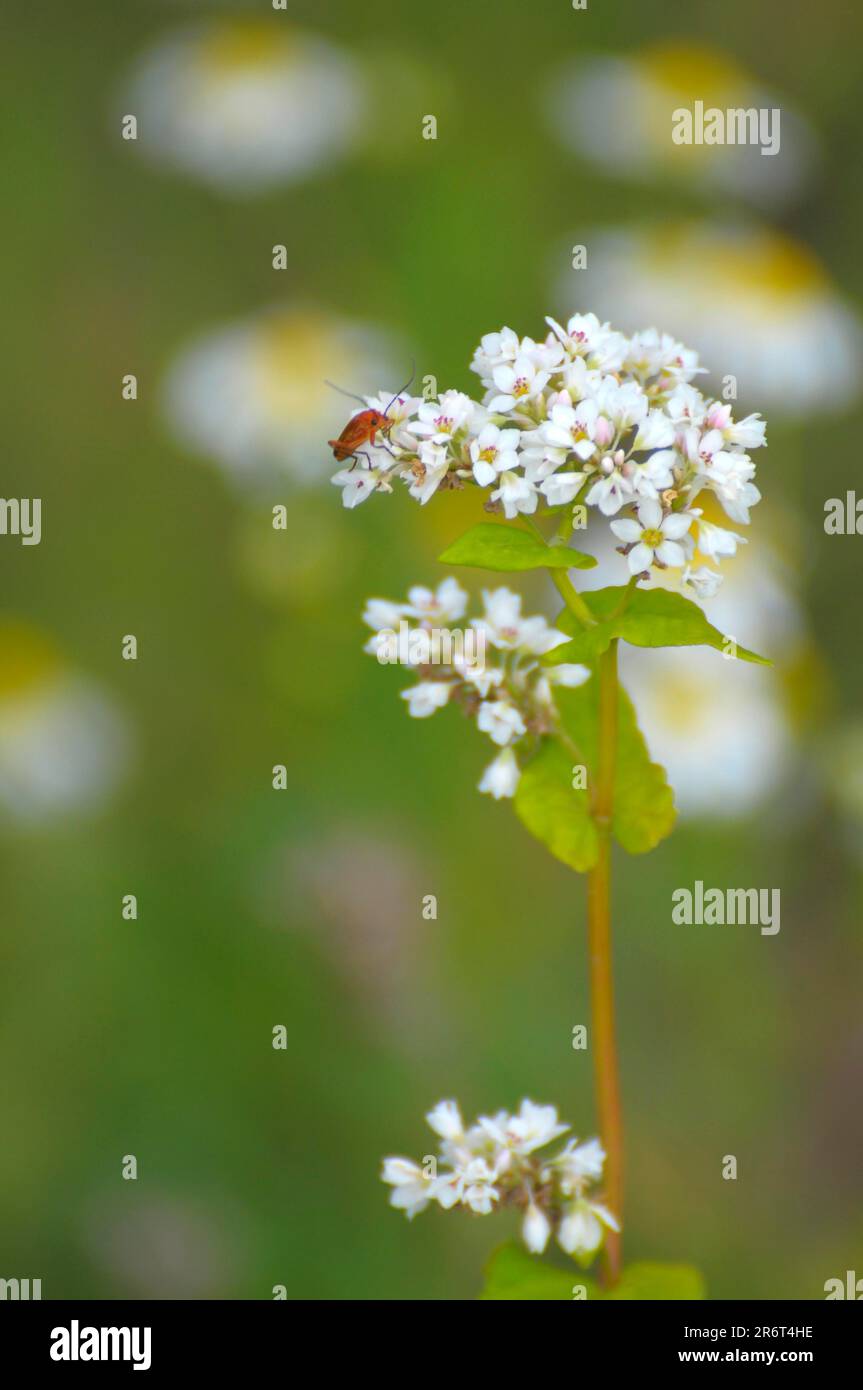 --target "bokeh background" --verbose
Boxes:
[2,0,862,1299]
